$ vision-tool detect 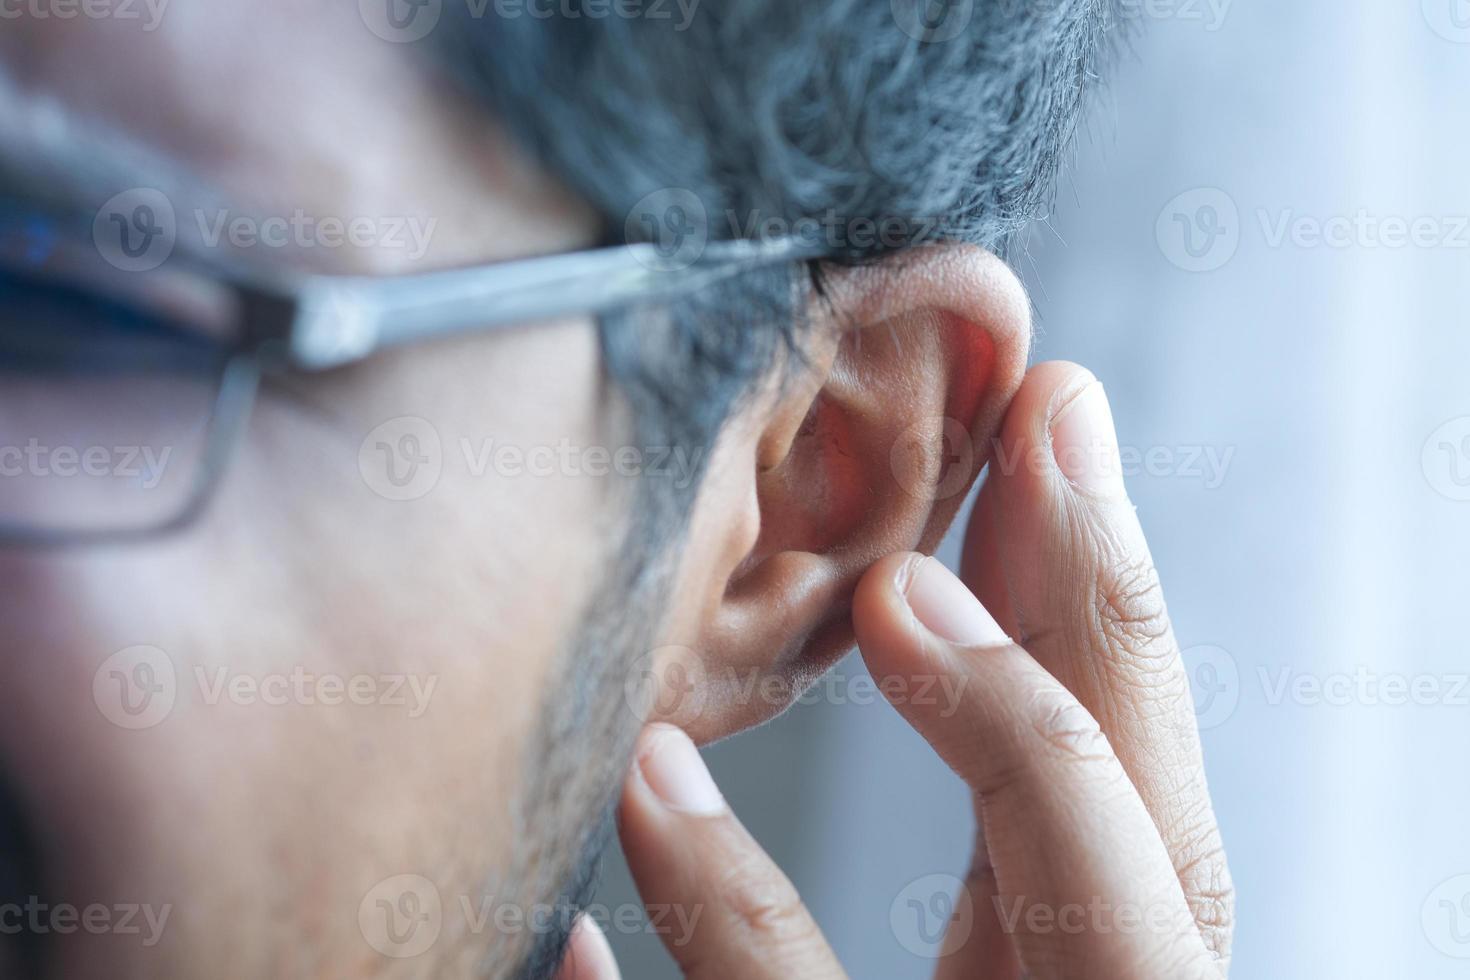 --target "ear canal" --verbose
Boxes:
[732,308,994,597]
